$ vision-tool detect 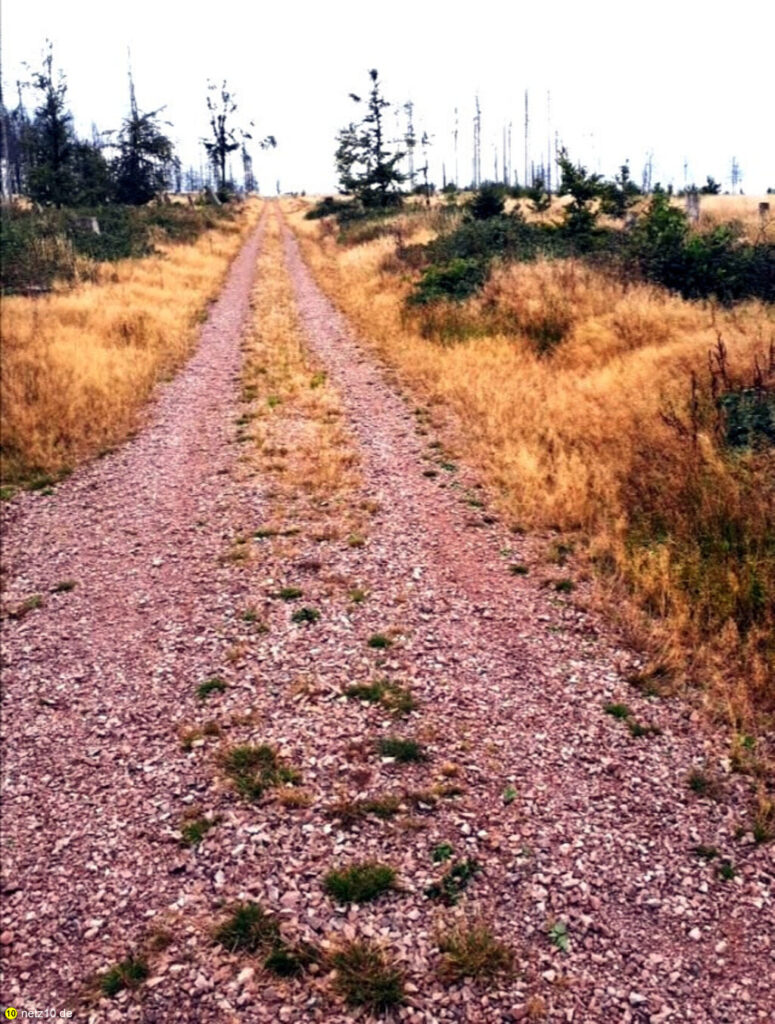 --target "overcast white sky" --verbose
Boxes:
[2,0,774,194]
